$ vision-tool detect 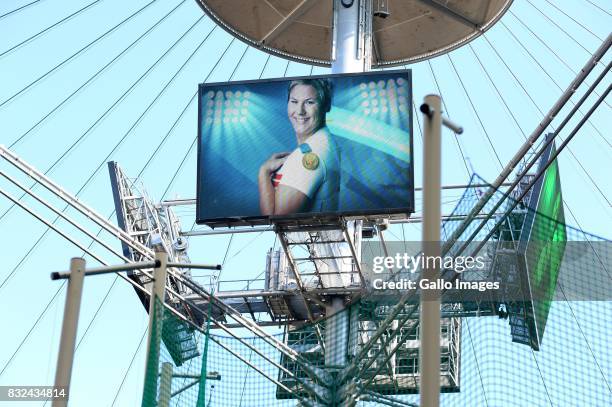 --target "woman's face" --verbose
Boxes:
[287,84,323,138]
